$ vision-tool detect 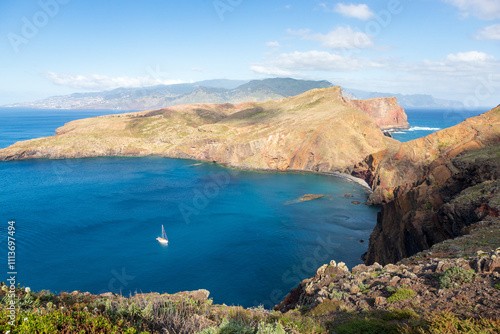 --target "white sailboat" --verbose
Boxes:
[156,225,169,245]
